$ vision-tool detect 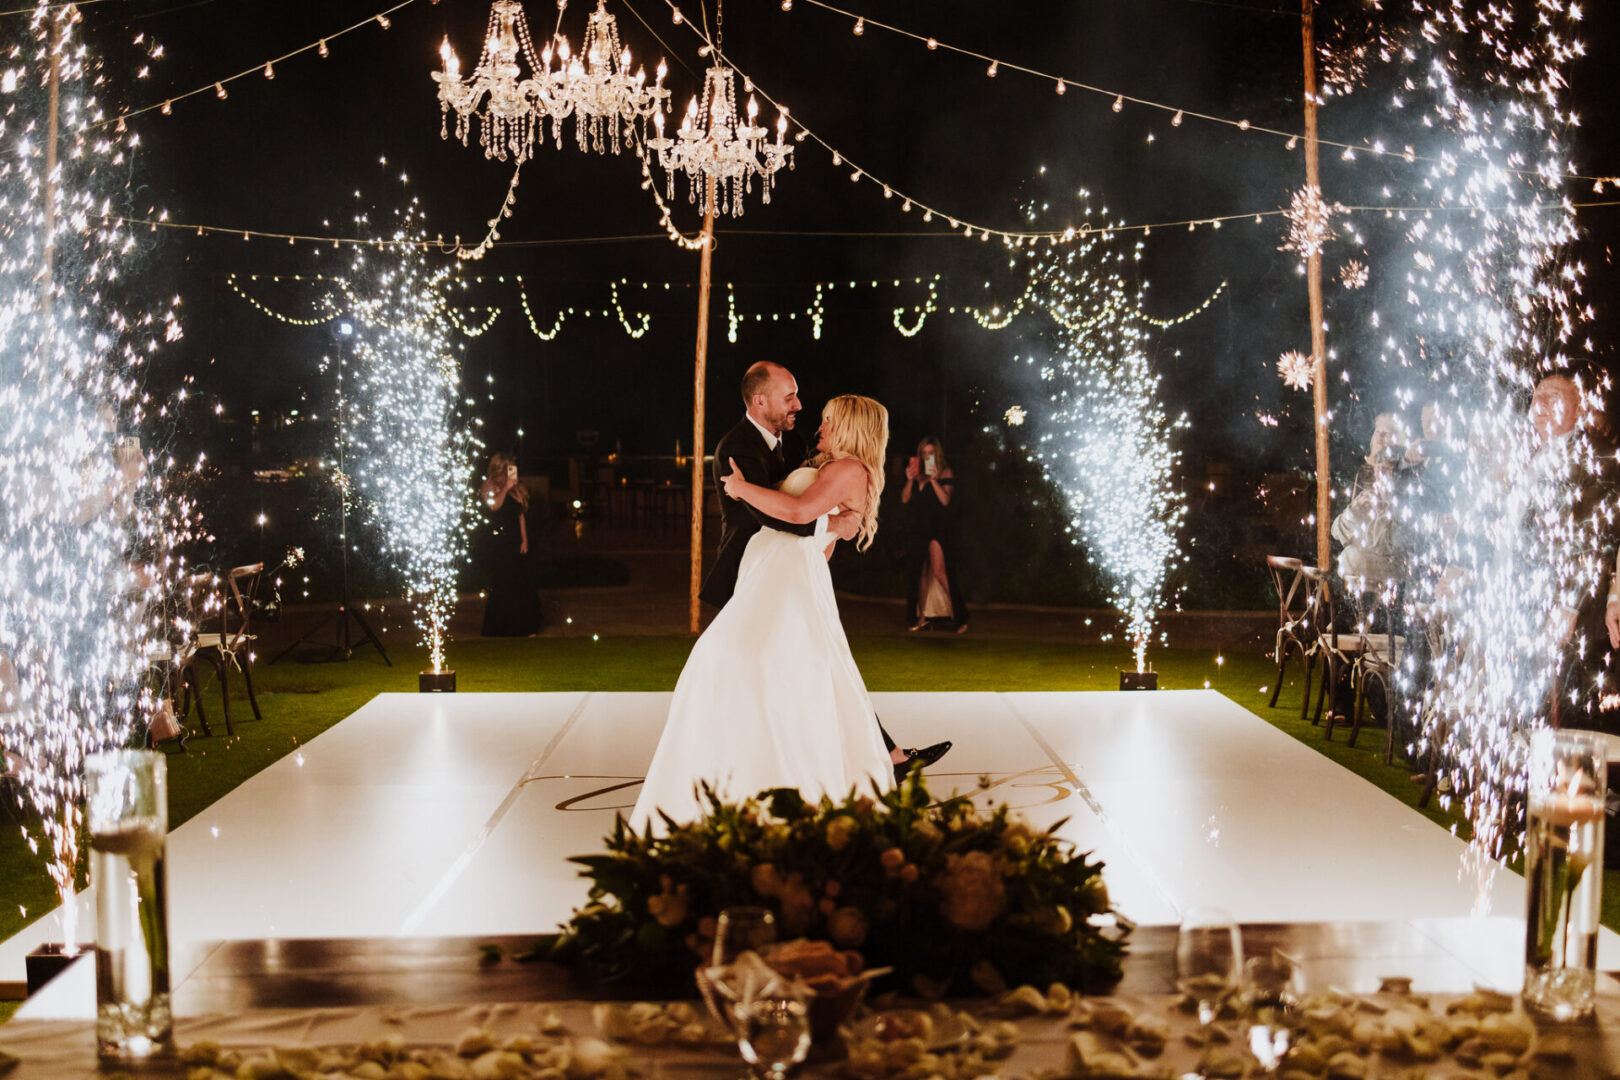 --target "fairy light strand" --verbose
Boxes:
[100,0,420,129]
[231,270,1225,342]
[778,0,1618,187]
